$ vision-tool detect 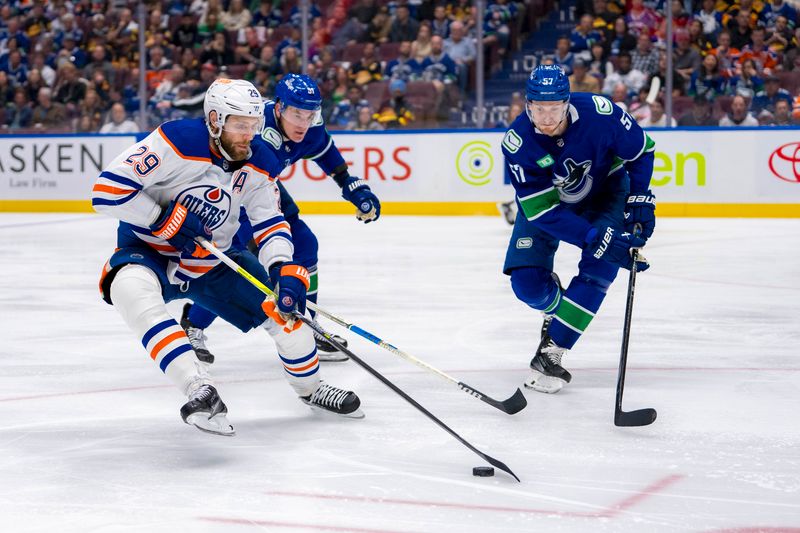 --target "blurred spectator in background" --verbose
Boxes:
[367,5,393,43]
[637,97,677,127]
[146,46,173,90]
[678,95,716,126]
[765,98,798,125]
[607,16,637,57]
[444,21,476,93]
[602,52,646,95]
[31,87,66,129]
[687,19,713,54]
[571,14,603,60]
[730,58,764,98]
[349,41,383,86]
[349,104,383,130]
[329,84,368,128]
[674,32,702,82]
[5,87,32,129]
[173,11,199,50]
[695,0,723,43]
[280,46,302,75]
[423,35,458,114]
[719,94,759,126]
[569,59,601,92]
[84,45,115,90]
[390,4,420,43]
[625,0,660,39]
[631,32,660,76]
[729,10,753,51]
[385,40,417,81]
[100,102,139,133]
[766,15,792,55]
[375,77,415,127]
[222,0,252,31]
[709,30,741,78]
[0,71,13,109]
[412,23,433,62]
[552,35,576,75]
[352,0,379,25]
[54,63,86,115]
[588,41,612,78]
[431,4,451,39]
[200,32,234,67]
[751,75,795,118]
[738,27,779,75]
[610,81,630,110]
[332,9,366,50]
[689,53,727,100]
